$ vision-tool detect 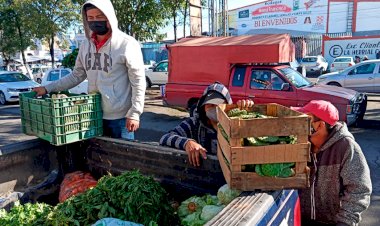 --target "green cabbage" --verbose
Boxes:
[181,212,207,226]
[217,184,241,205]
[178,196,207,218]
[200,205,224,222]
